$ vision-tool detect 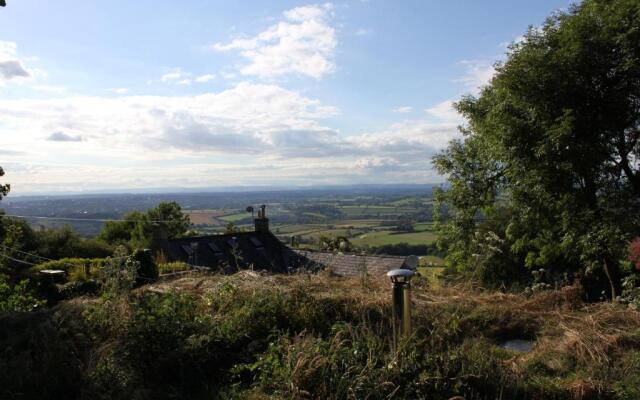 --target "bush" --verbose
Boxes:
[365,242,445,257]
[34,258,108,281]
[131,249,158,284]
[0,274,43,312]
[35,226,113,259]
